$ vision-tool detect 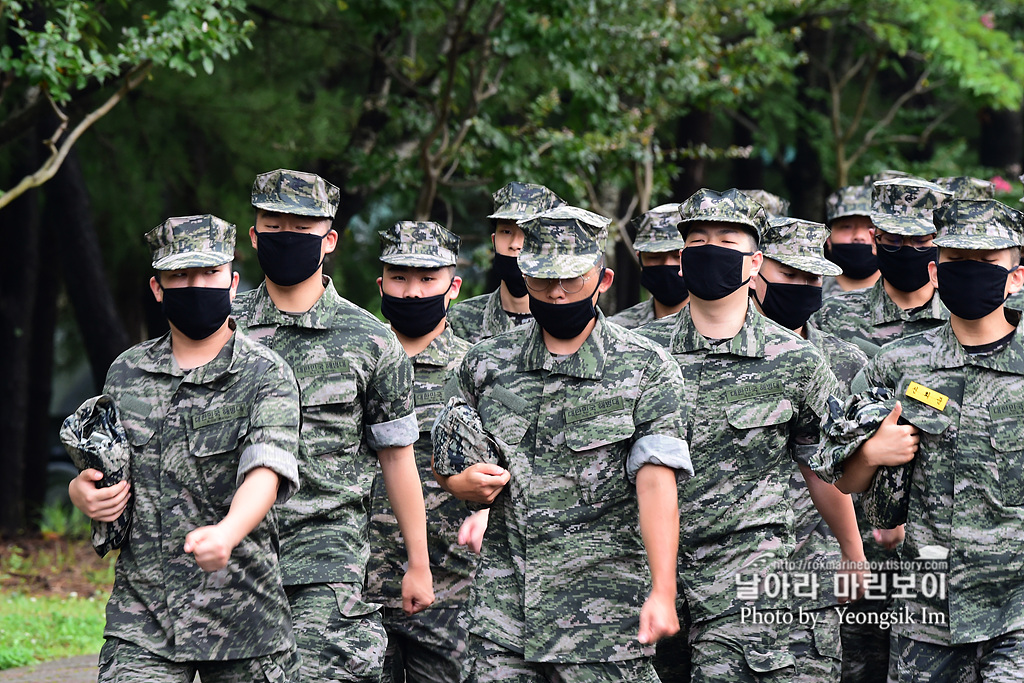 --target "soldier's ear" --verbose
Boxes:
[927,260,939,290]
[149,276,163,303]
